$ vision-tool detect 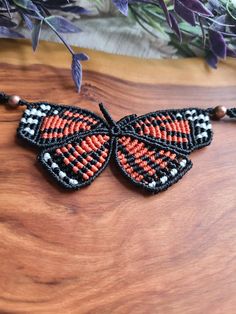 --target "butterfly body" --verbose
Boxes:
[17,102,212,193]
